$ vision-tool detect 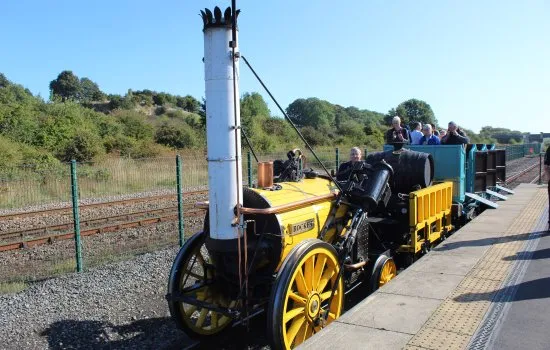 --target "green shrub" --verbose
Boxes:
[155,122,199,149]
[57,130,104,162]
[115,110,154,140]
